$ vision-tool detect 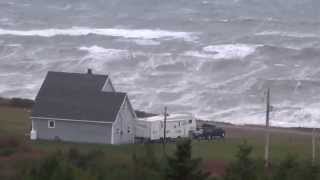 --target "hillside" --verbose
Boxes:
[0,106,317,178]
